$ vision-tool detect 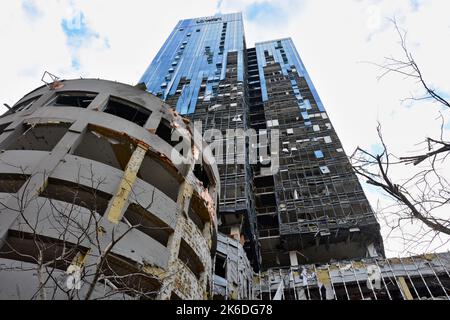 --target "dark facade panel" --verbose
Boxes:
[140,13,383,272]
